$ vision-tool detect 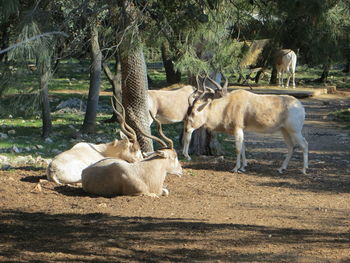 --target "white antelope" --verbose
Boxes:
[182,89,308,174]
[46,97,143,185]
[148,76,227,125]
[82,113,182,197]
[275,49,297,88]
